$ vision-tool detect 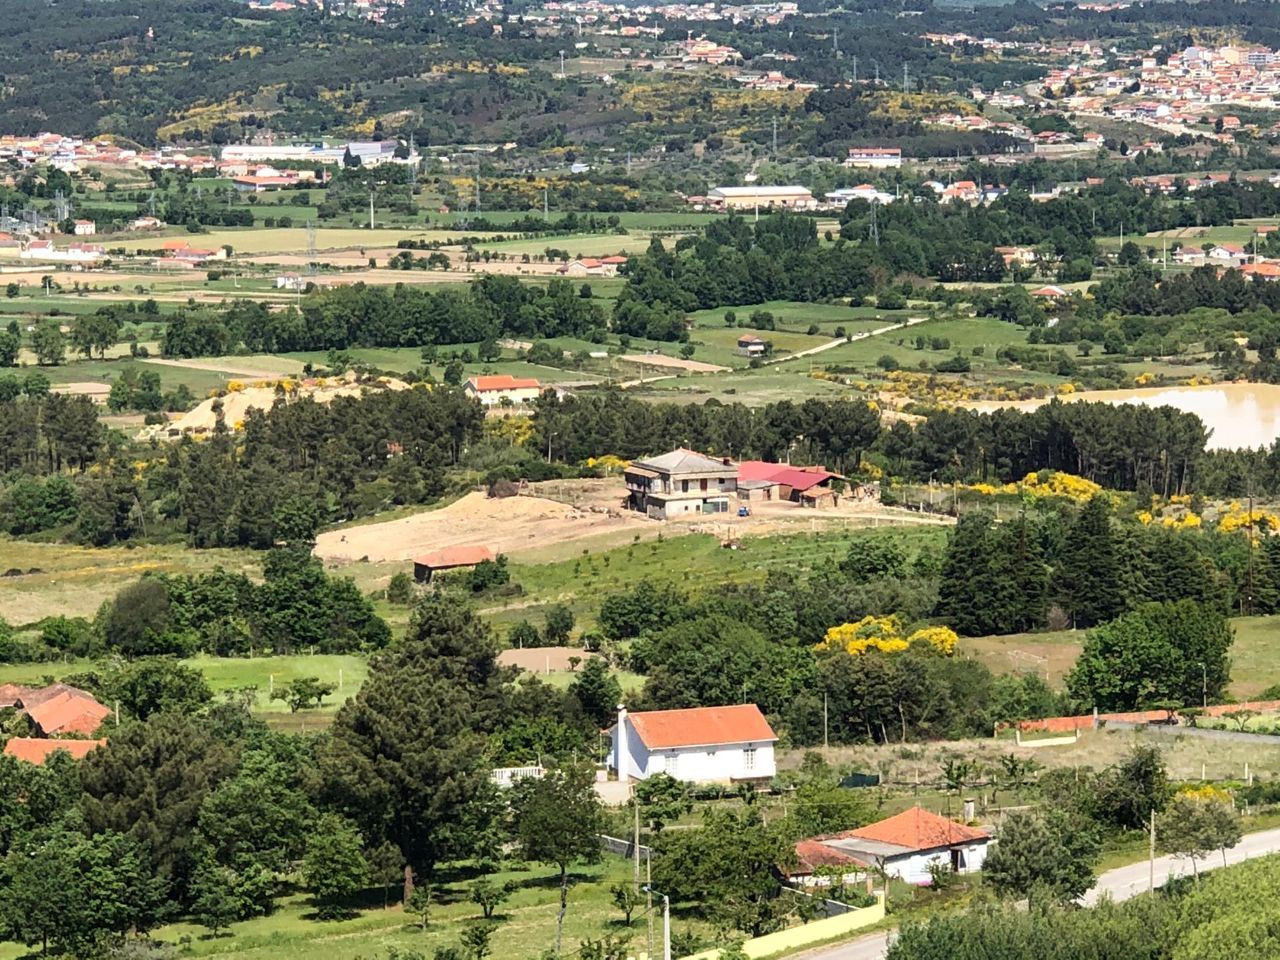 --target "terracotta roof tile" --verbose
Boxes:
[467,375,541,392]
[845,807,989,851]
[625,704,777,749]
[26,691,112,736]
[414,545,495,569]
[4,737,106,764]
